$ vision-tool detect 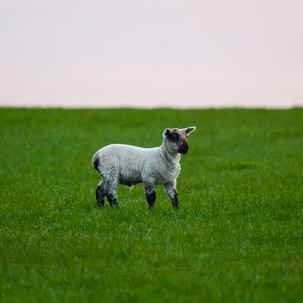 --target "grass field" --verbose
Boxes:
[0,108,303,303]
